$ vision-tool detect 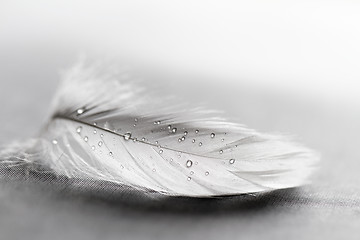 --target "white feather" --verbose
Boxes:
[0,60,319,197]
